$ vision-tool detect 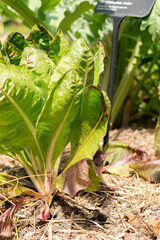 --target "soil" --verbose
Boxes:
[1,128,160,240]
